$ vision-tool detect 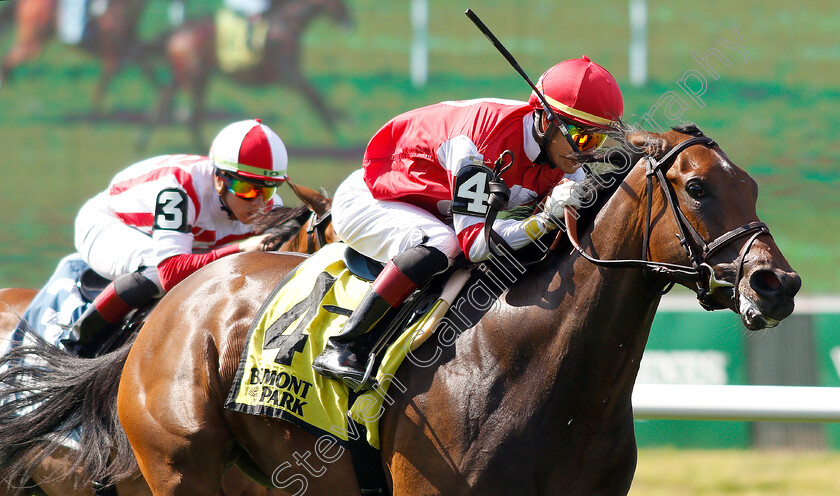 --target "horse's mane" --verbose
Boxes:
[252,205,312,250]
[563,122,641,233]
[533,121,708,260]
